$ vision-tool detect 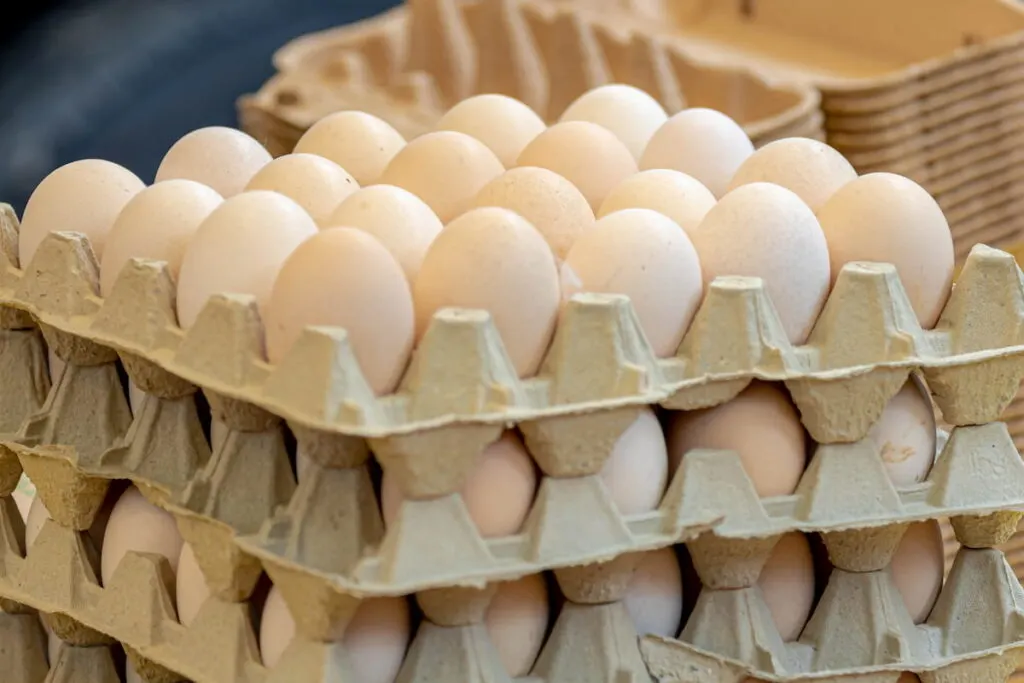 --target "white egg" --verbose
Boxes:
[624,548,683,638]
[560,85,668,160]
[486,574,549,676]
[598,408,669,514]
